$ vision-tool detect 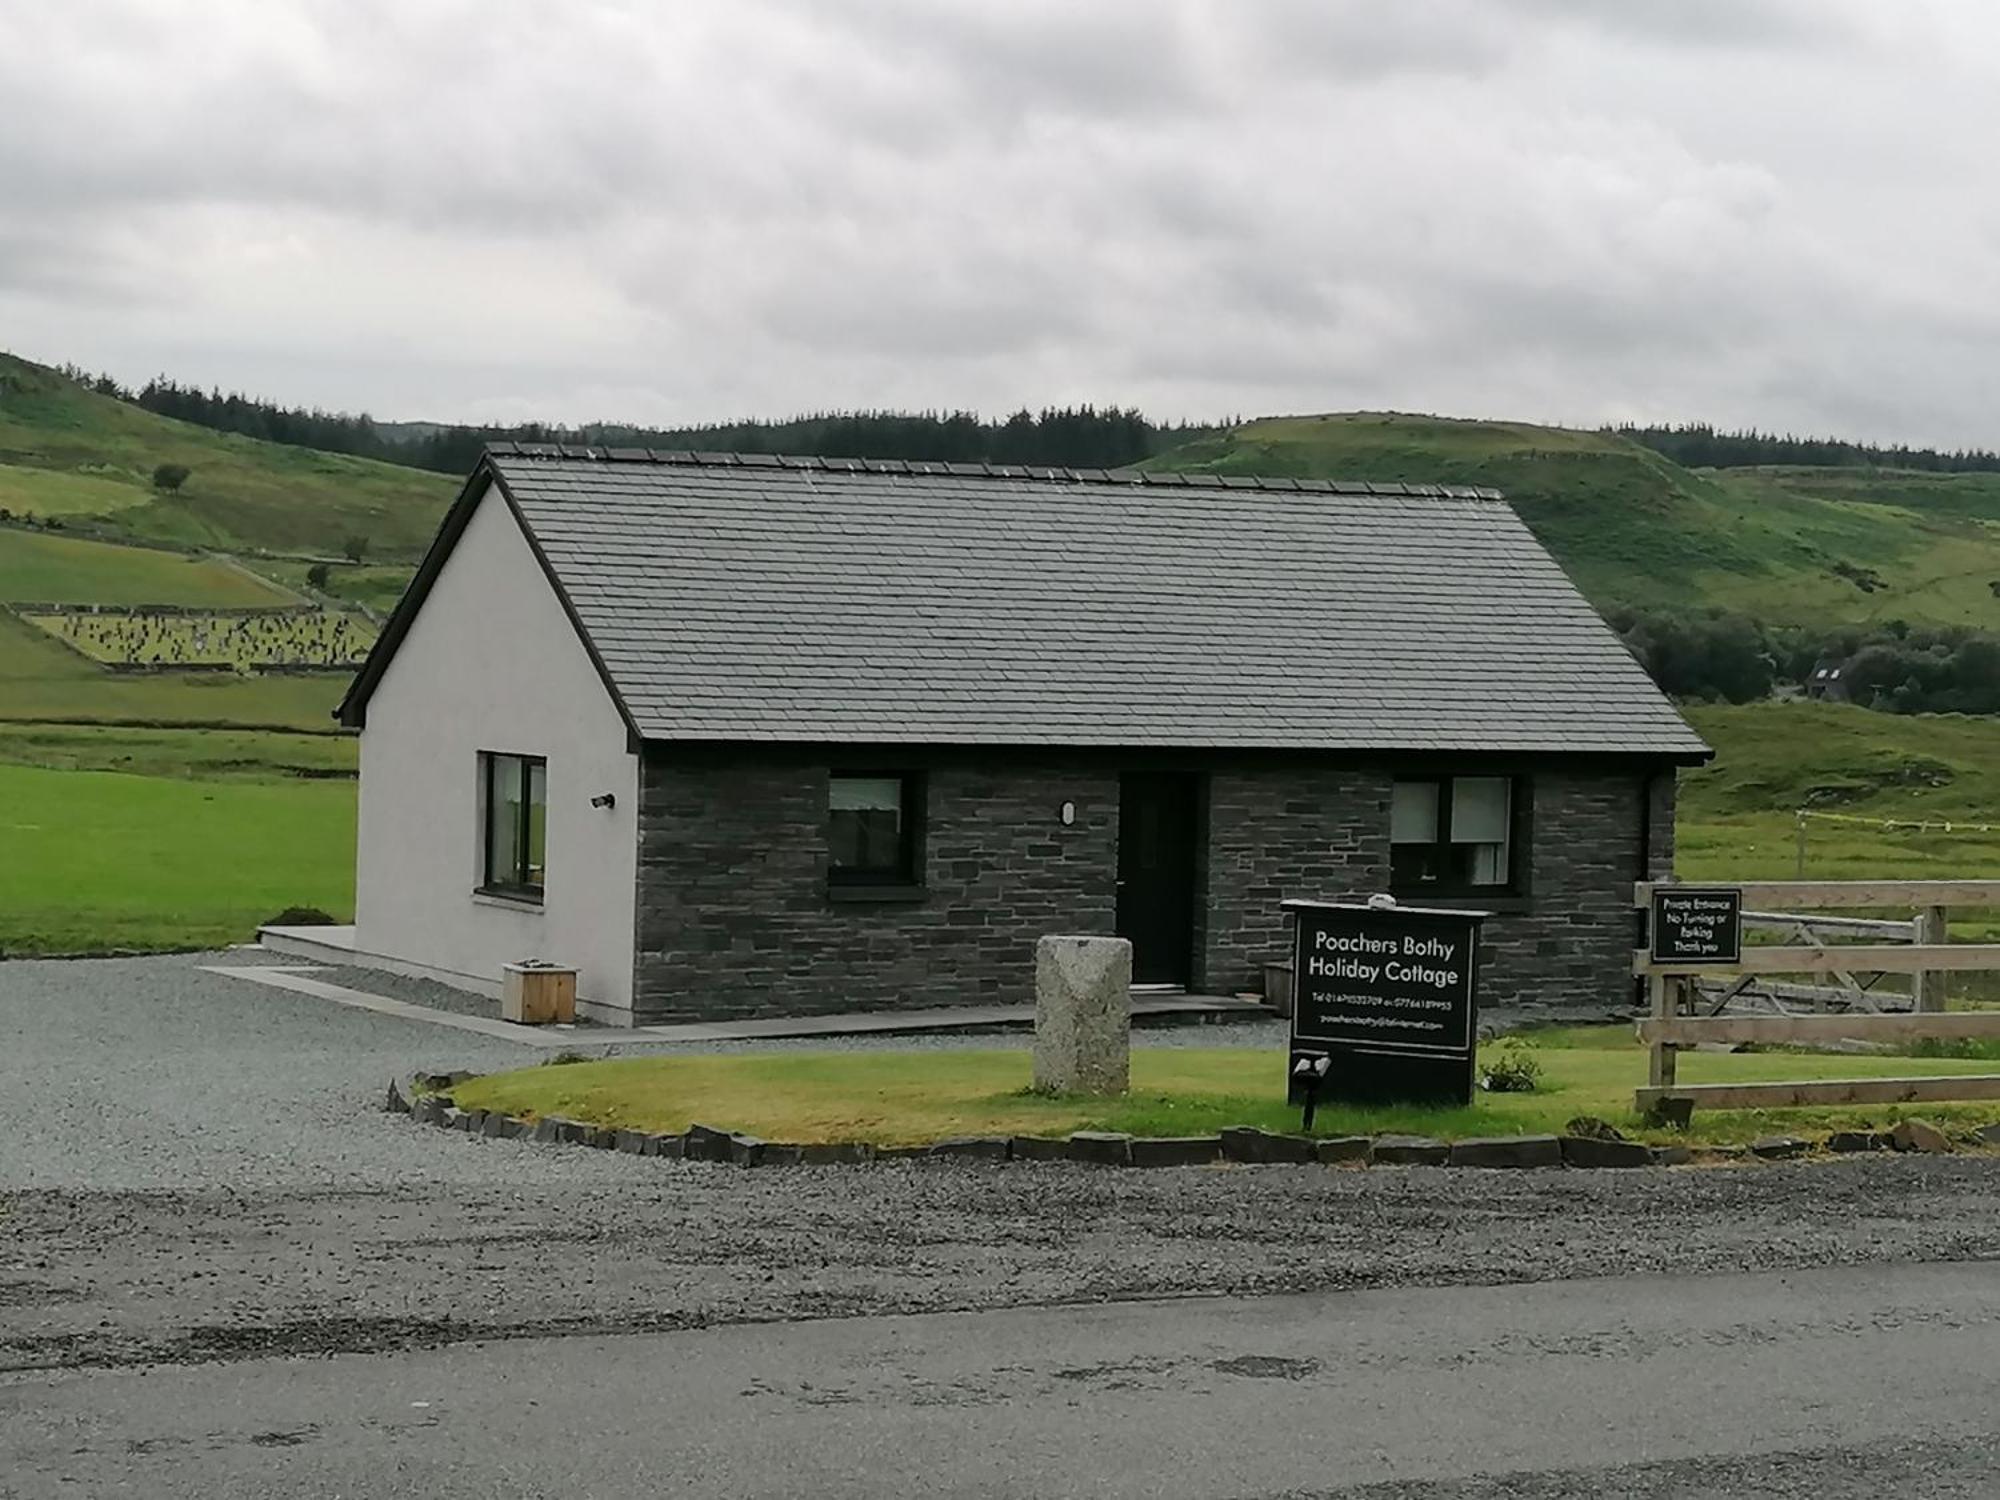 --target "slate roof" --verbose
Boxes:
[342,447,1708,758]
